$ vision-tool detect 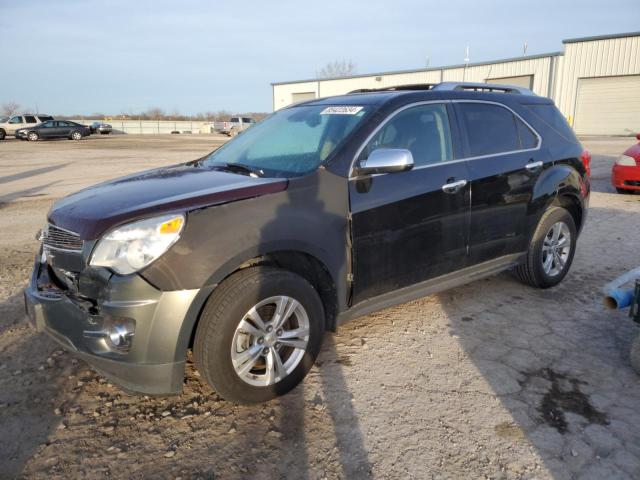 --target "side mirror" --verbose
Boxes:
[356,148,414,175]
[636,133,640,141]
